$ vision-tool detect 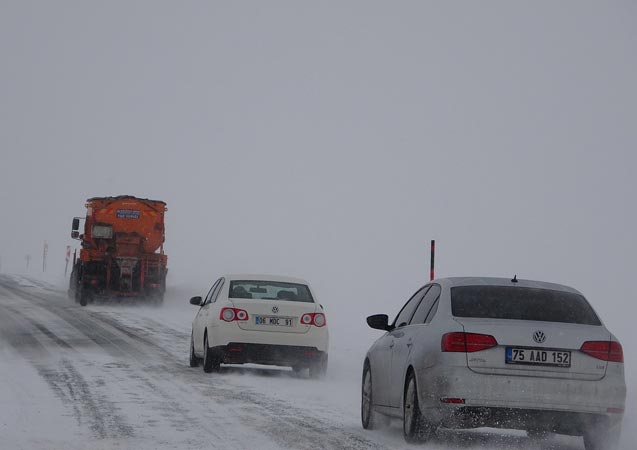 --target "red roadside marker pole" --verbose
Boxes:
[430,240,435,281]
